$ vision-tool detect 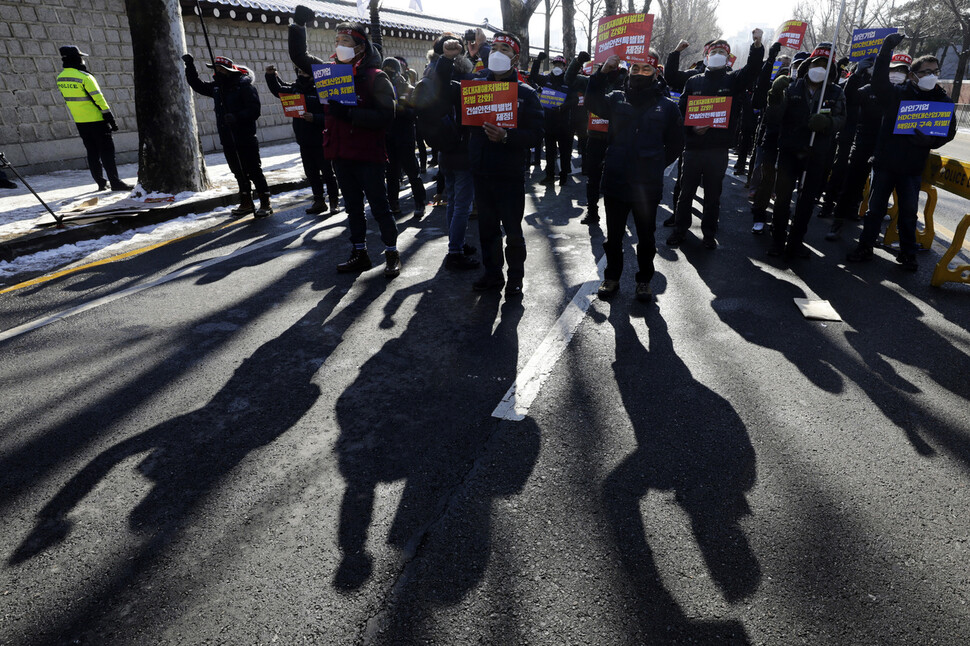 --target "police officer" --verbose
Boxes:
[587,51,684,301]
[848,34,956,271]
[56,45,130,192]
